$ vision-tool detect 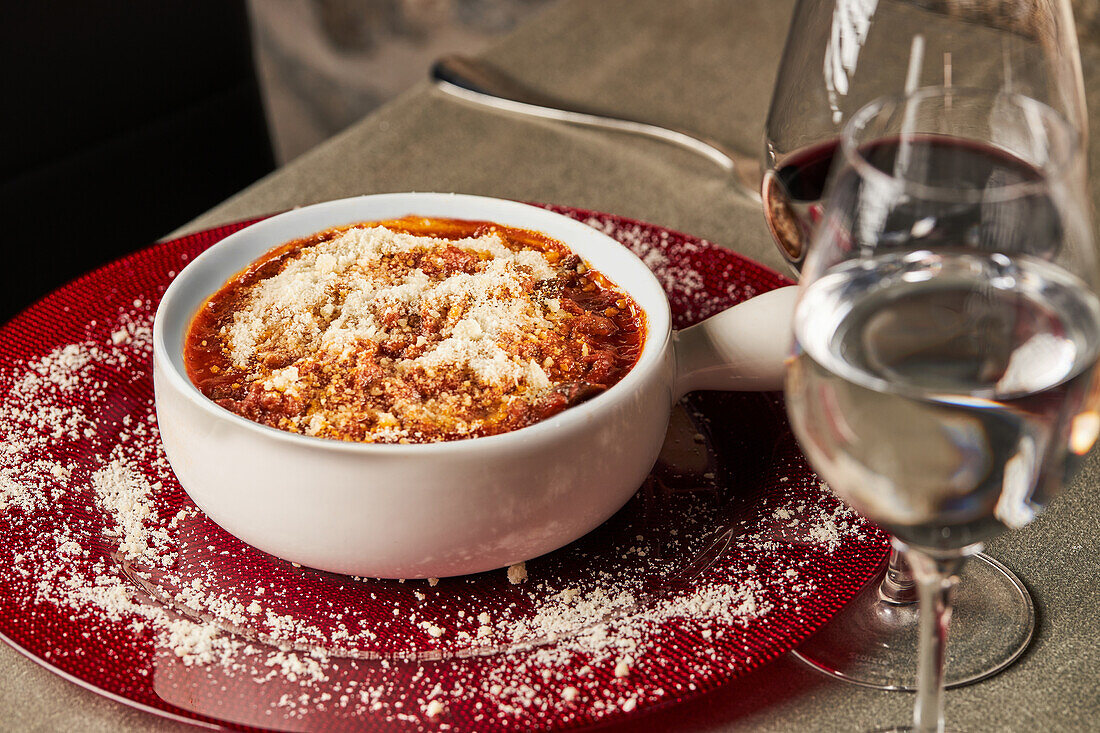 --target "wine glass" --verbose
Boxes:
[763,0,1087,272]
[786,87,1096,731]
[761,0,1090,689]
